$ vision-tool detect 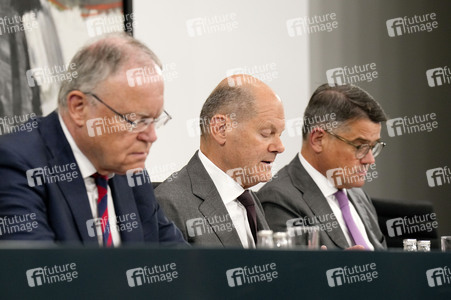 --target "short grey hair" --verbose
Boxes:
[58,32,162,108]
[302,83,387,139]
